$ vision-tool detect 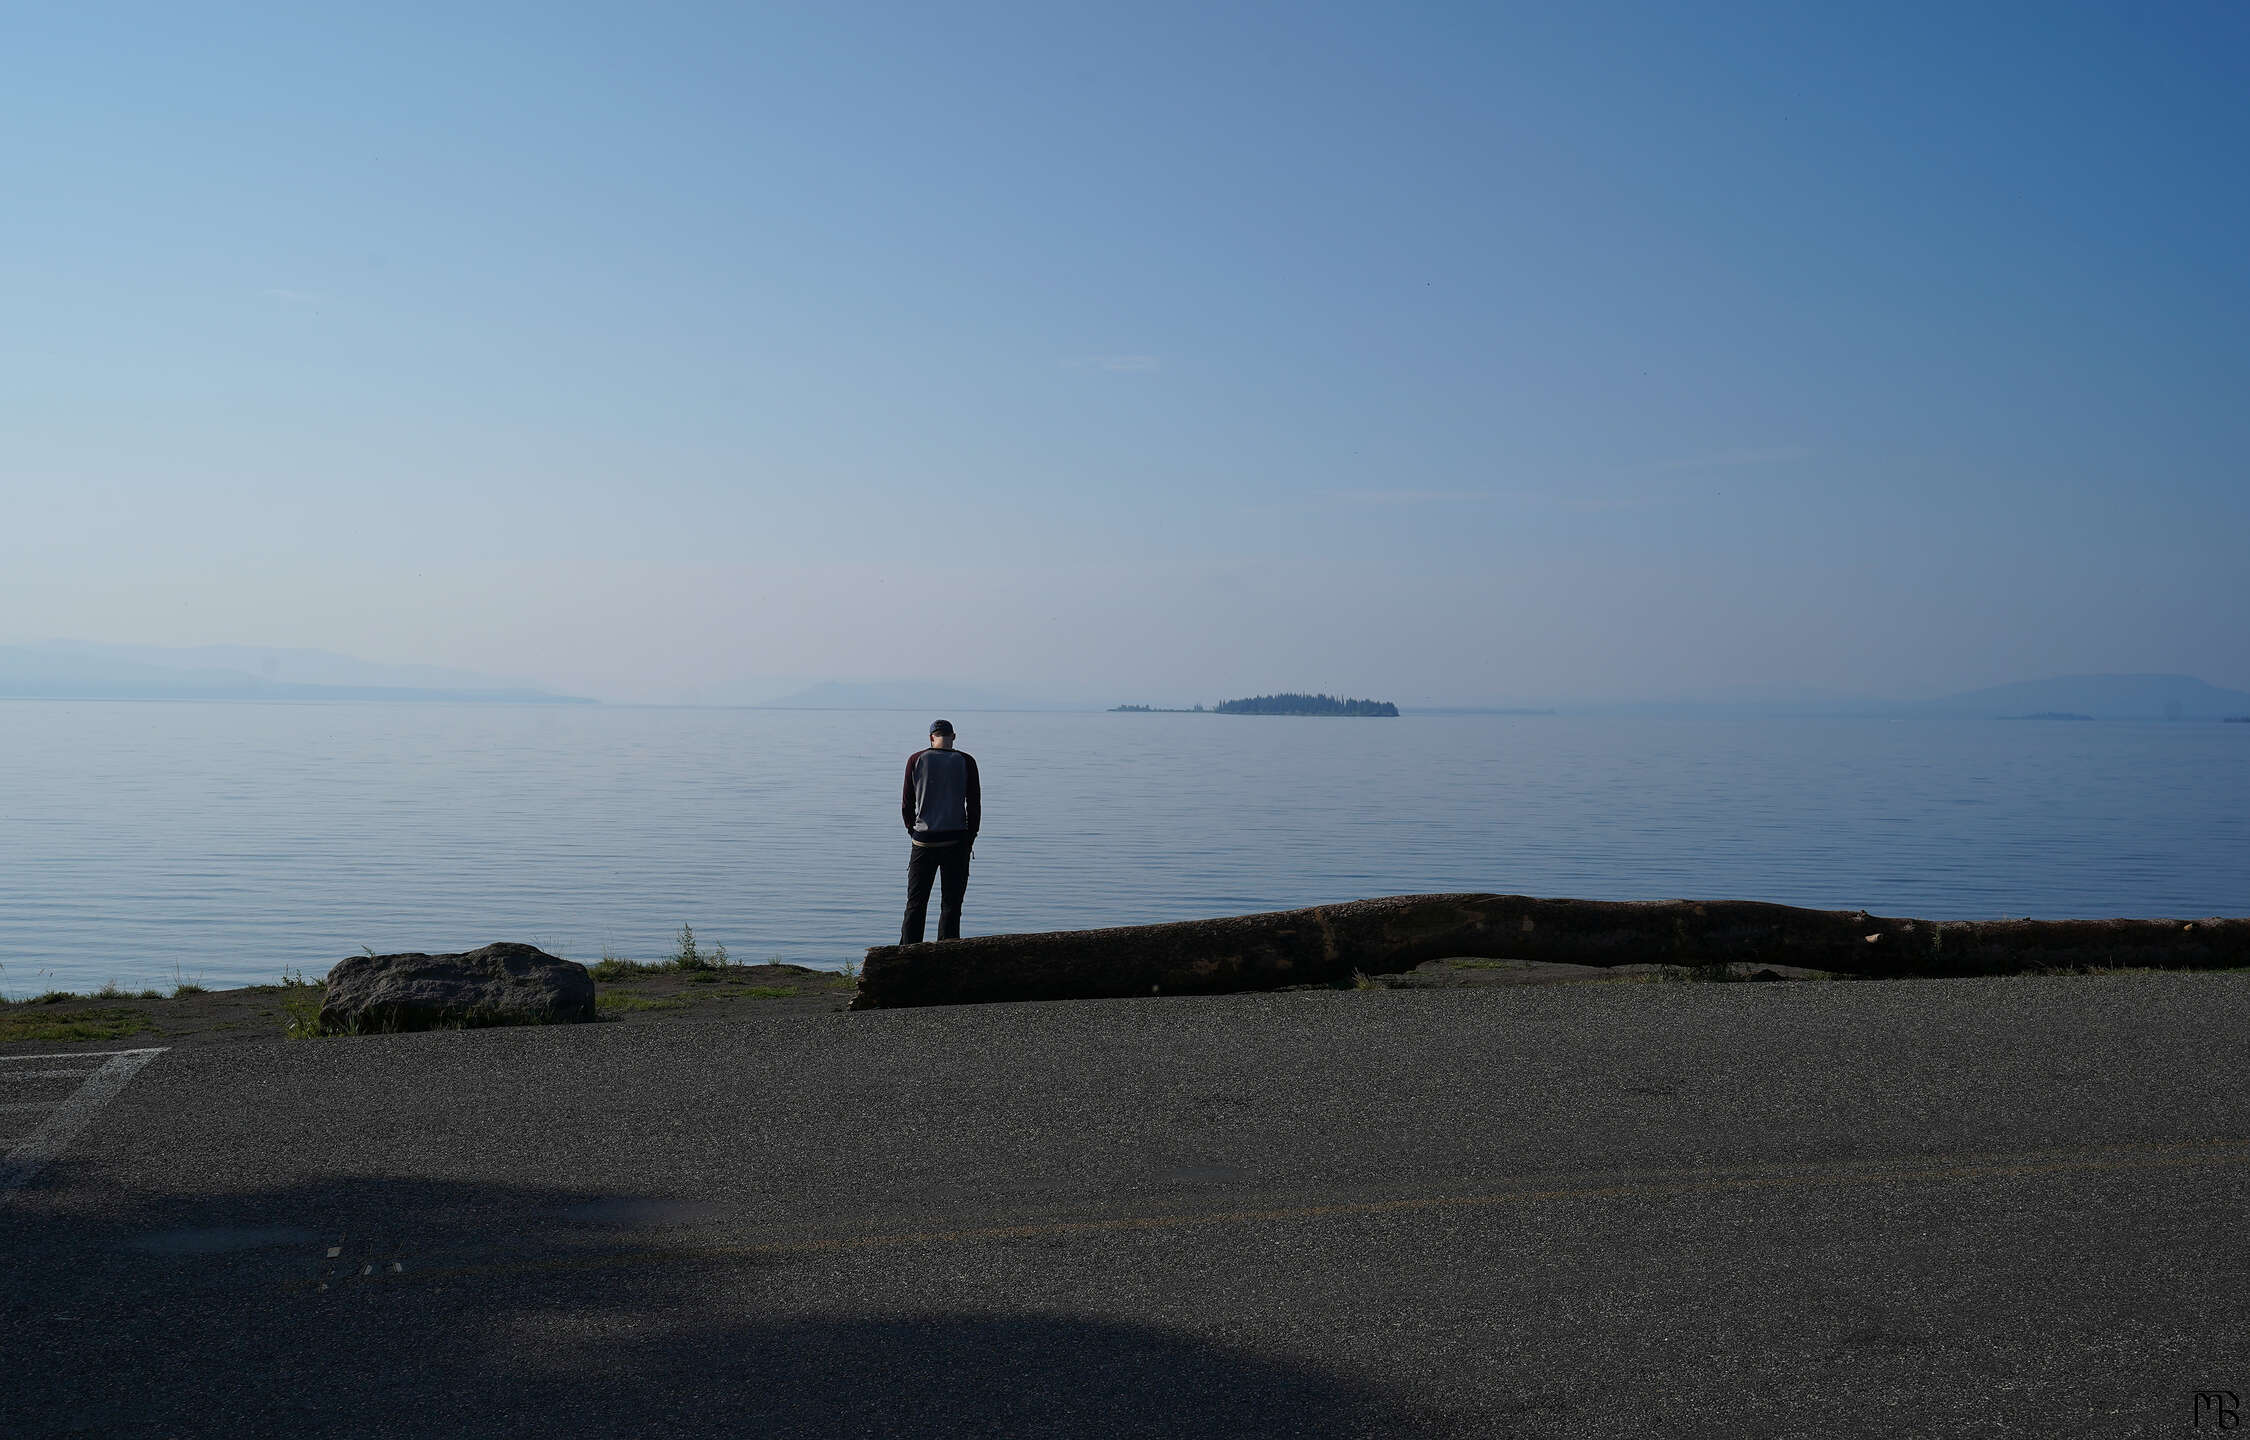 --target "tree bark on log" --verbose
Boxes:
[851,893,2250,1010]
